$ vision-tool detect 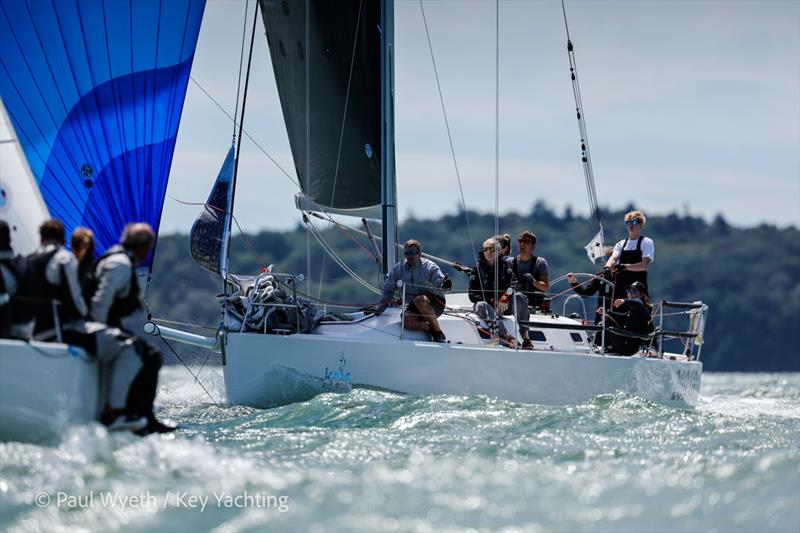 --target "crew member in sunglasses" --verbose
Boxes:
[364,239,450,343]
[604,210,654,300]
